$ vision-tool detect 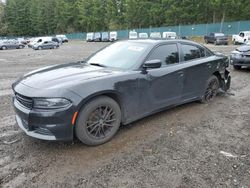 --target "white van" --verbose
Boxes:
[28,37,52,48]
[150,32,161,38]
[139,33,148,39]
[86,33,94,42]
[56,35,68,43]
[109,31,118,41]
[162,32,177,39]
[129,31,138,39]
